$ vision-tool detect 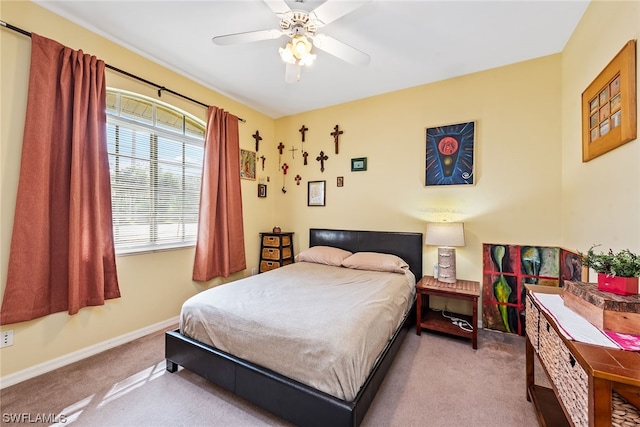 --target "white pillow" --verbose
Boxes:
[341,252,410,274]
[295,246,353,267]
